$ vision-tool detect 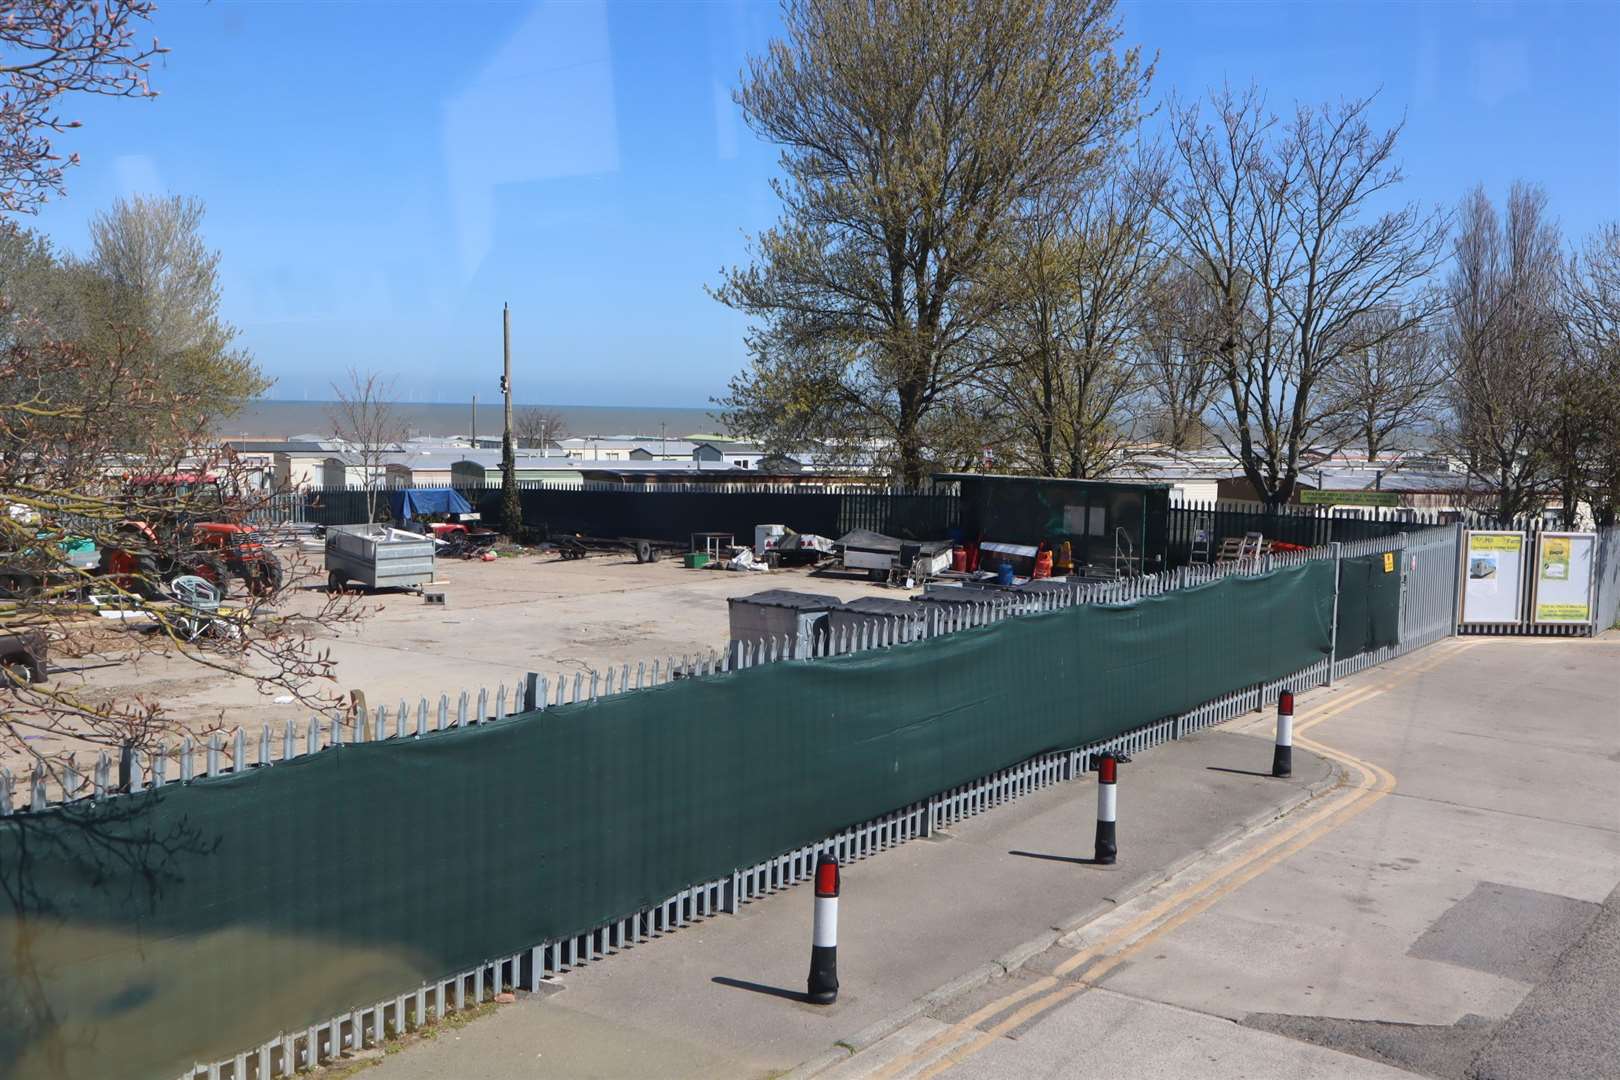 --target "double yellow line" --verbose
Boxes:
[871,640,1483,1080]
